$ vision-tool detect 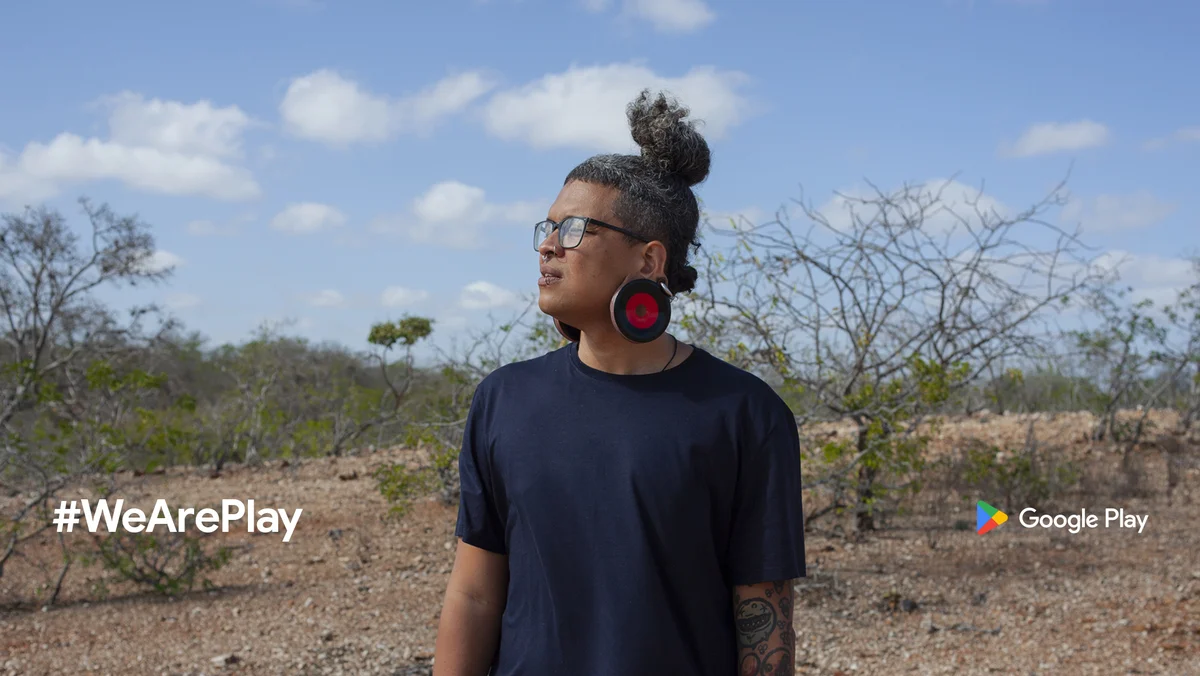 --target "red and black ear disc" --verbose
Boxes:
[554,318,581,342]
[610,278,671,343]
